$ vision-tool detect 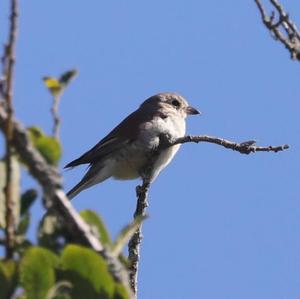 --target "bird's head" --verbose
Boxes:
[141,92,201,119]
